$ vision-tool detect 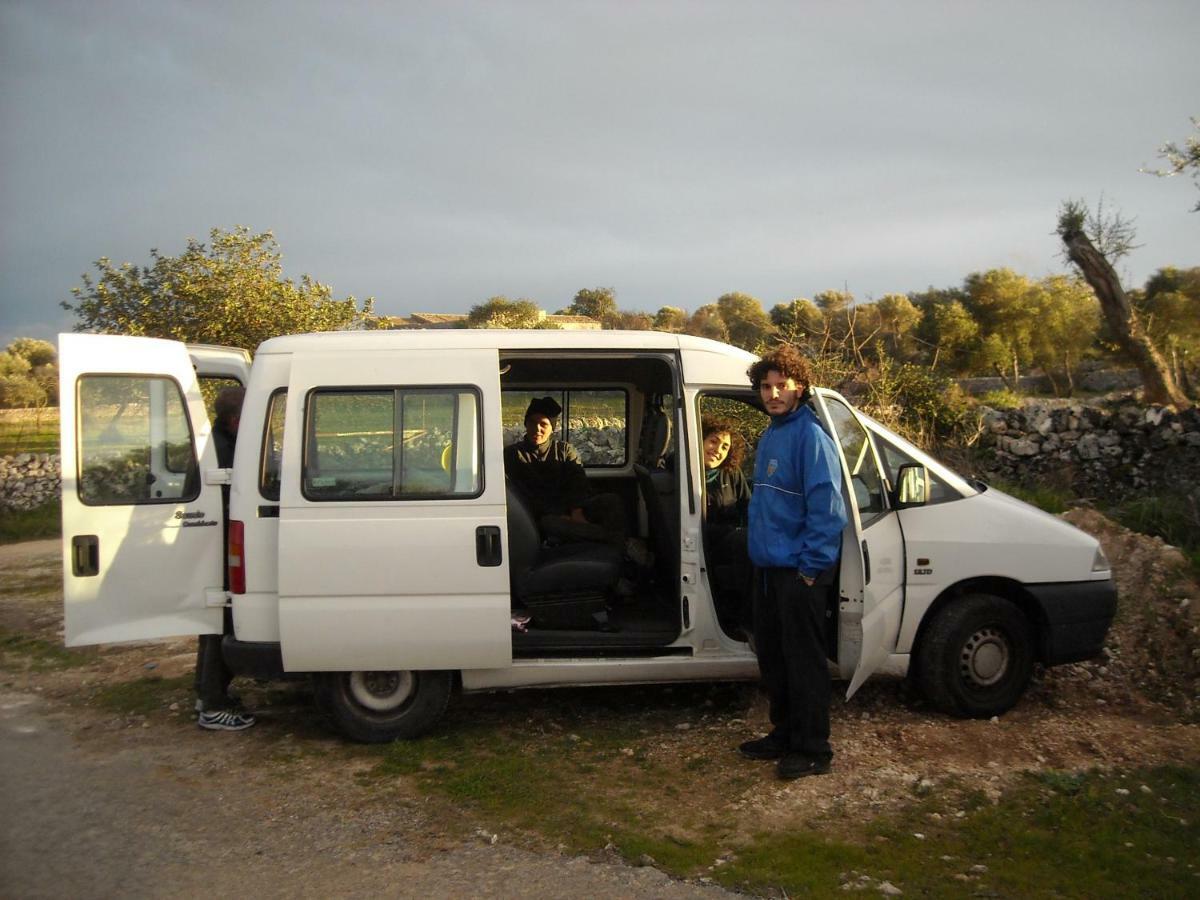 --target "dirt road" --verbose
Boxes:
[0,691,731,899]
